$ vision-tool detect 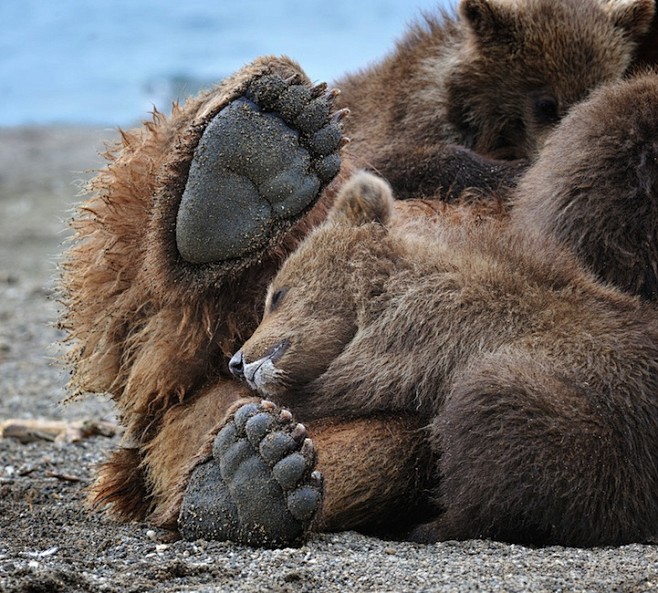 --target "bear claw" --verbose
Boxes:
[178,401,323,547]
[175,72,344,264]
